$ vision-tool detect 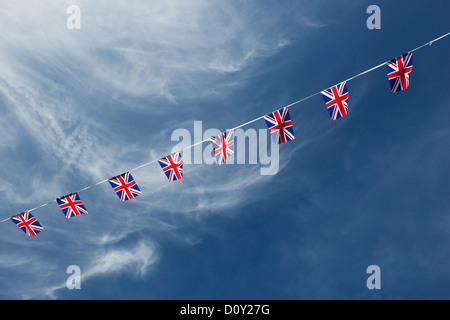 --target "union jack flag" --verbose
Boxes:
[159,152,183,182]
[264,107,295,145]
[210,130,234,166]
[386,52,413,93]
[108,172,141,202]
[11,211,43,236]
[57,192,88,219]
[321,81,349,121]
